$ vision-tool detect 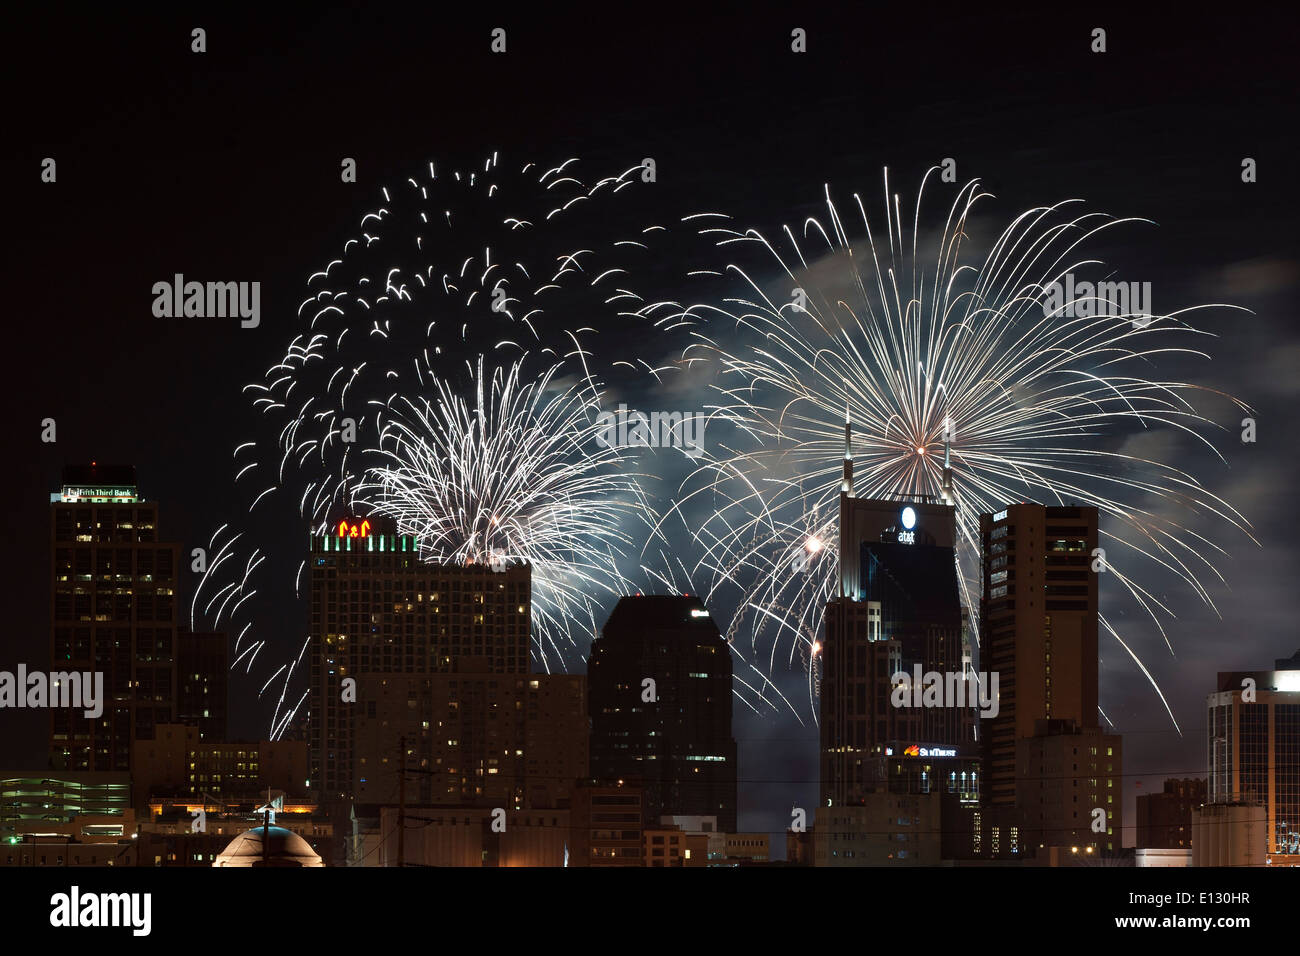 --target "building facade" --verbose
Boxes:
[177,630,228,740]
[979,504,1099,807]
[1191,802,1268,867]
[1016,719,1122,854]
[570,780,644,867]
[131,723,309,809]
[820,421,975,821]
[349,670,586,809]
[1206,650,1300,862]
[588,595,737,831]
[815,794,942,866]
[1136,777,1205,850]
[308,518,533,806]
[375,805,571,867]
[49,465,180,771]
[1,772,131,842]
[821,491,971,806]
